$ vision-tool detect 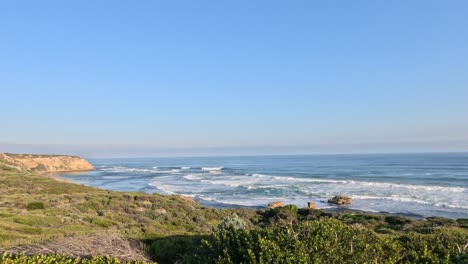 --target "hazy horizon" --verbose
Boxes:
[1,1,467,157]
[2,140,468,159]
